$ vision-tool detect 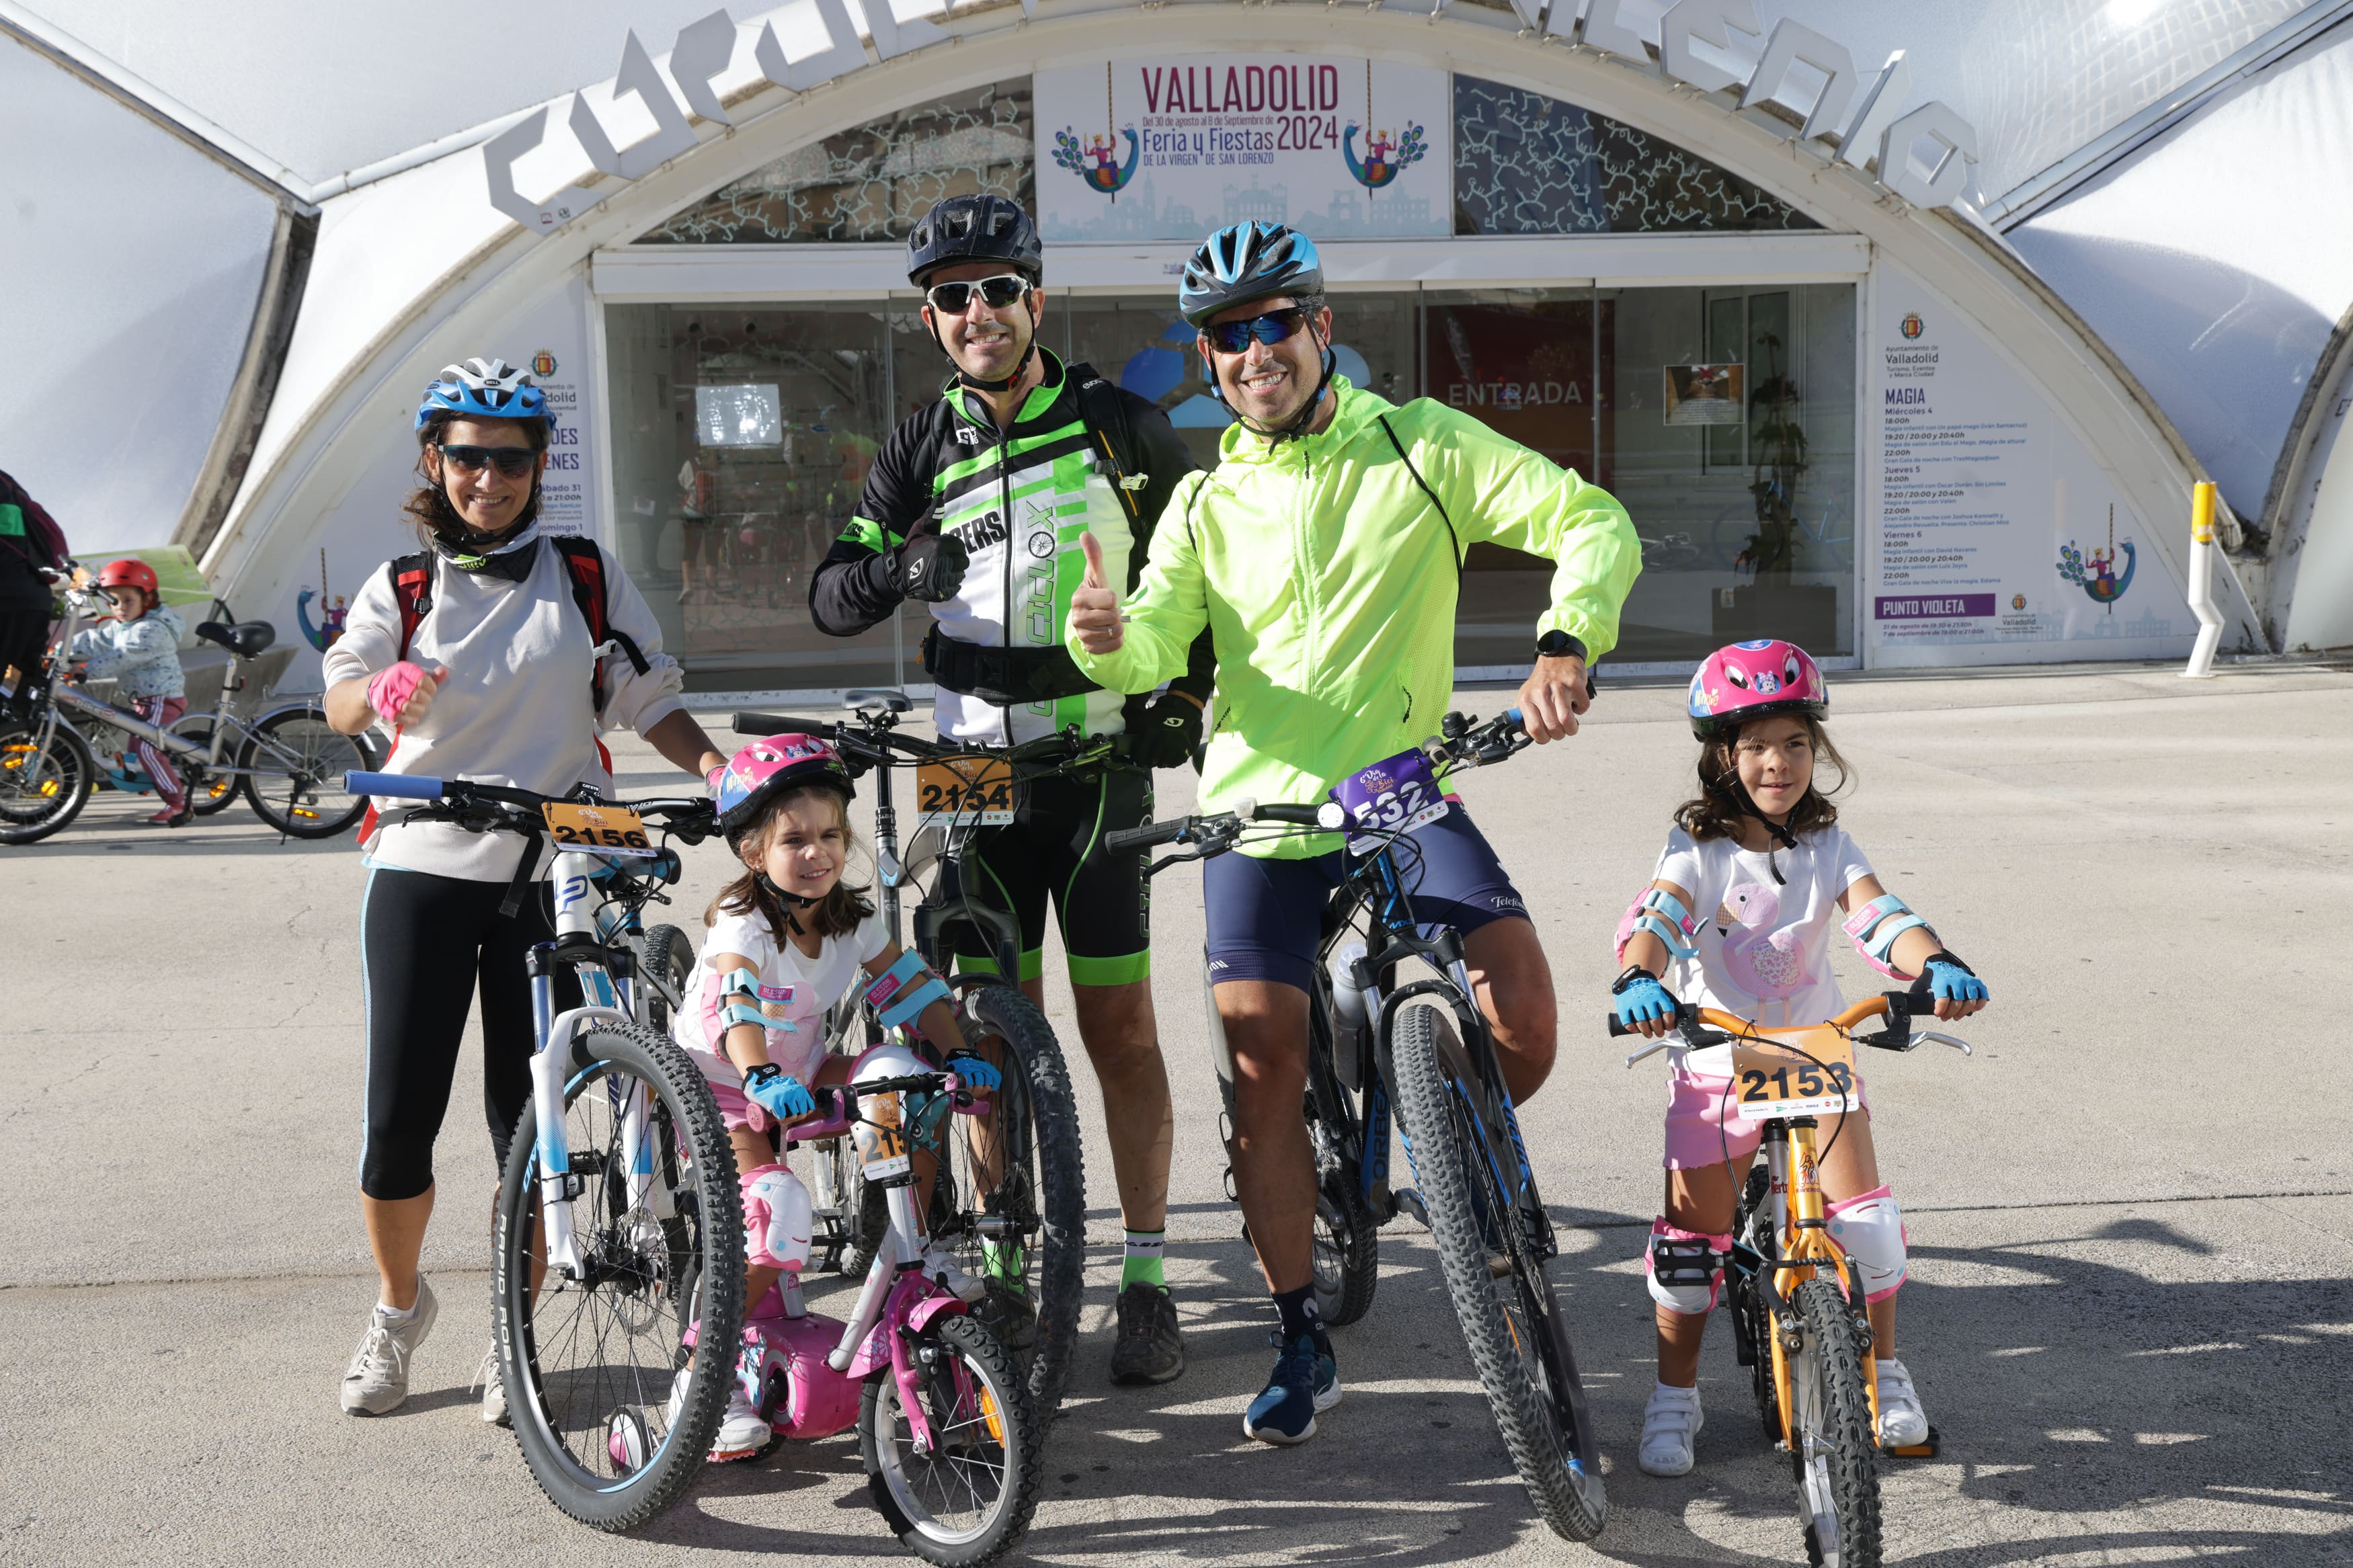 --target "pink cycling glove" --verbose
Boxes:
[366,661,430,725]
